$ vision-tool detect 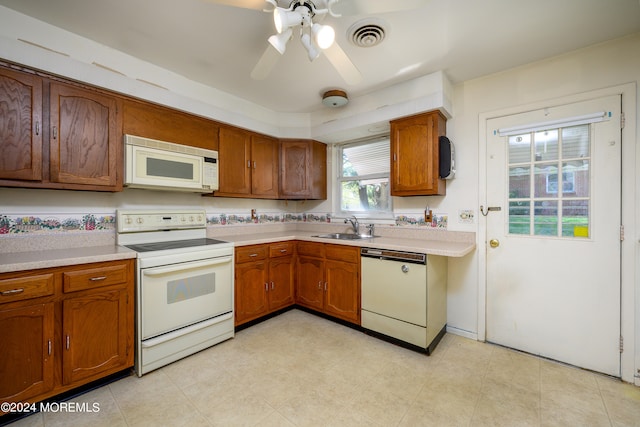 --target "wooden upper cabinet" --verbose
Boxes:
[0,67,43,181]
[122,99,219,151]
[279,139,327,200]
[49,82,121,189]
[215,126,279,198]
[250,134,279,198]
[390,110,446,196]
[216,125,252,195]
